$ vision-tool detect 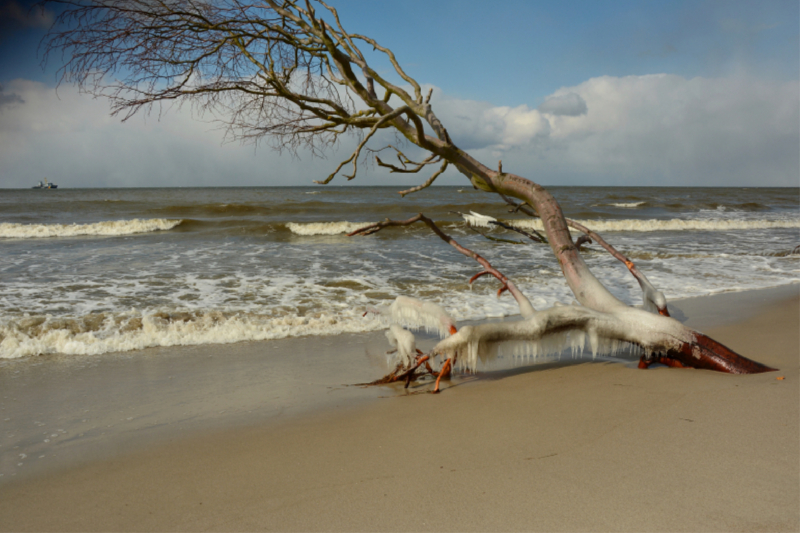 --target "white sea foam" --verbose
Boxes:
[286,221,376,235]
[286,217,799,235]
[0,218,182,239]
[609,202,646,208]
[510,217,800,232]
[0,309,388,359]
